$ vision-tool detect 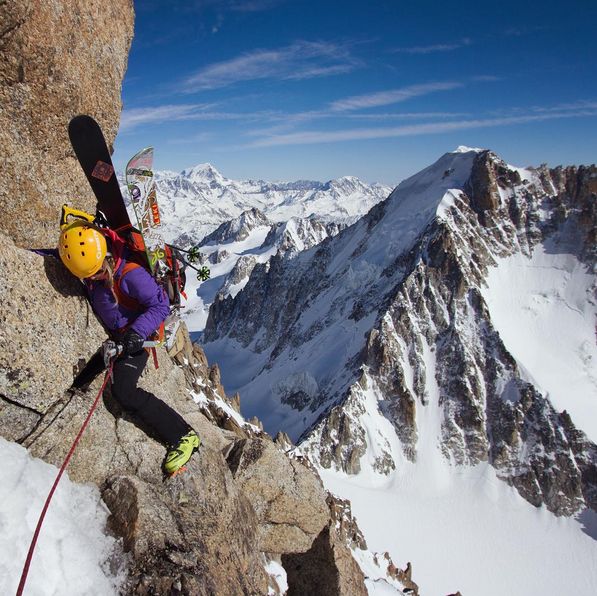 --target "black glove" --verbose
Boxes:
[120,329,145,357]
